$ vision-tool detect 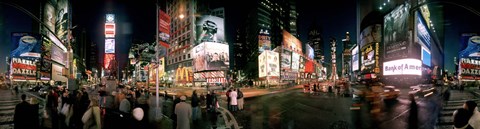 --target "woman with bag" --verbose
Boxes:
[82,99,101,129]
